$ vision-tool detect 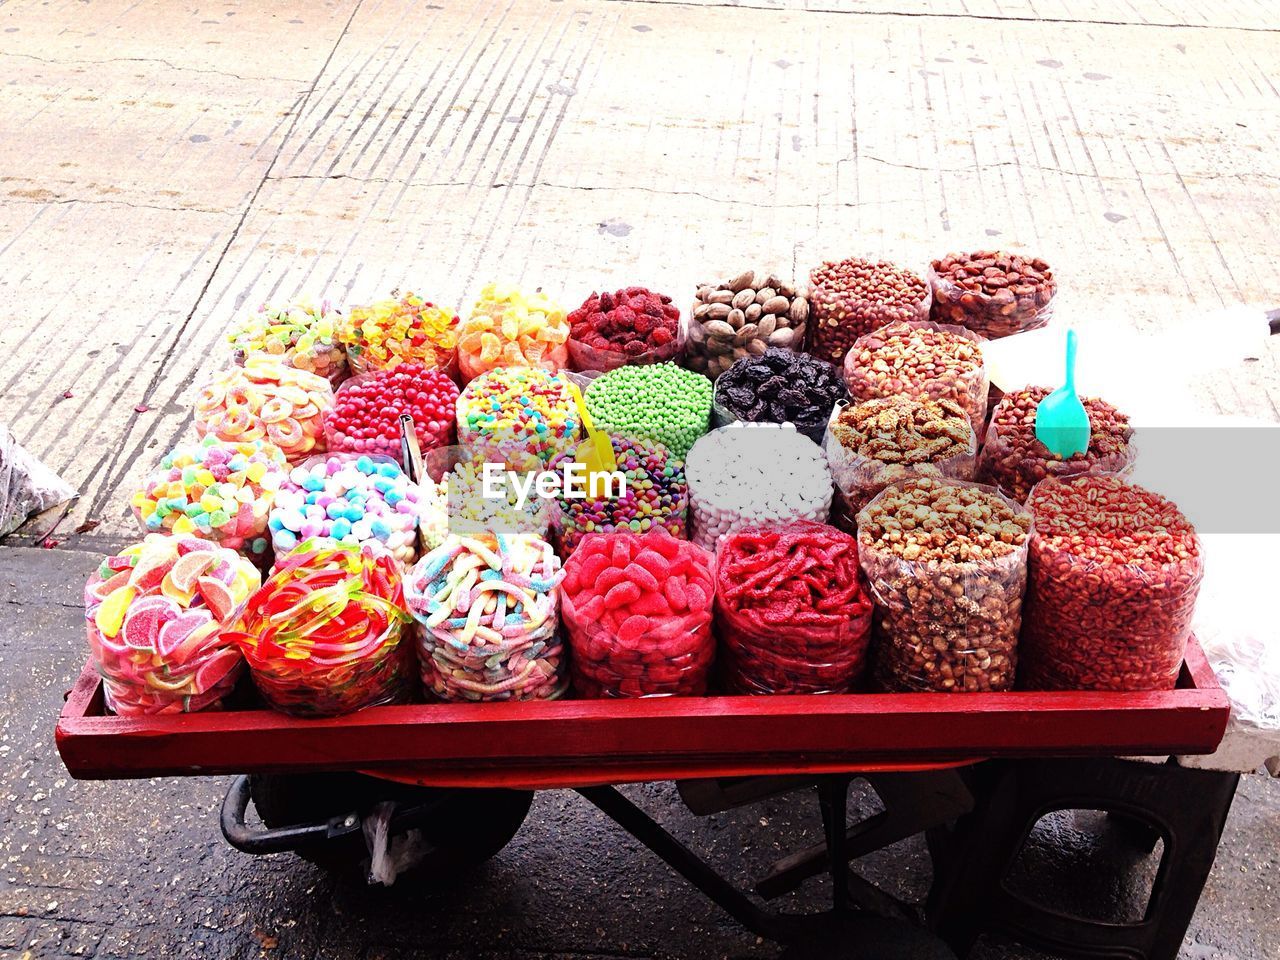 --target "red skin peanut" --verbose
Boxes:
[977,386,1134,504]
[928,250,1056,339]
[1020,474,1203,692]
[807,257,931,366]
